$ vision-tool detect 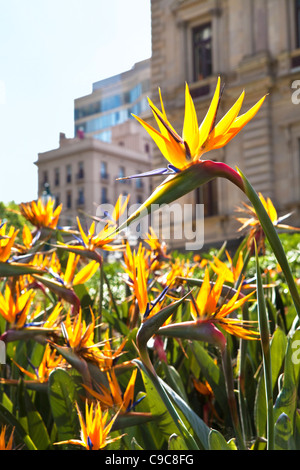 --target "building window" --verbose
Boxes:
[77,162,84,180]
[66,164,72,184]
[192,23,212,81]
[136,173,143,189]
[77,188,85,206]
[118,166,126,183]
[42,170,48,184]
[54,168,60,187]
[296,0,300,48]
[54,194,60,209]
[66,190,72,209]
[101,187,108,204]
[100,161,108,179]
[195,181,218,217]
